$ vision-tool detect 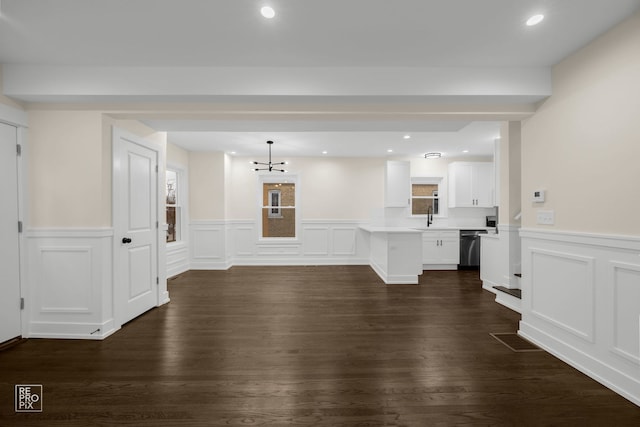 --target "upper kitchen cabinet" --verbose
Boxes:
[385,161,411,208]
[448,162,494,208]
